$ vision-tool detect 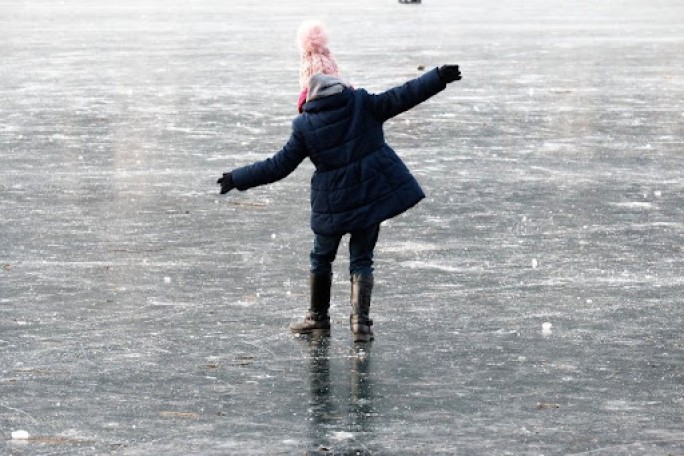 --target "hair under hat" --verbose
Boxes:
[297,20,341,90]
